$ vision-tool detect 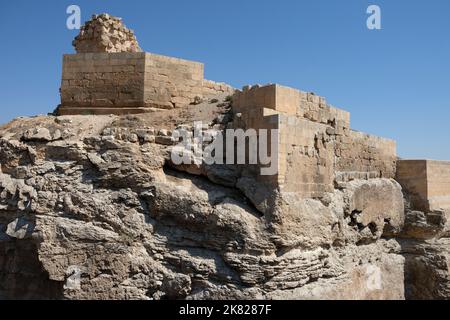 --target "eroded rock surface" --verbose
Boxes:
[0,95,447,300]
